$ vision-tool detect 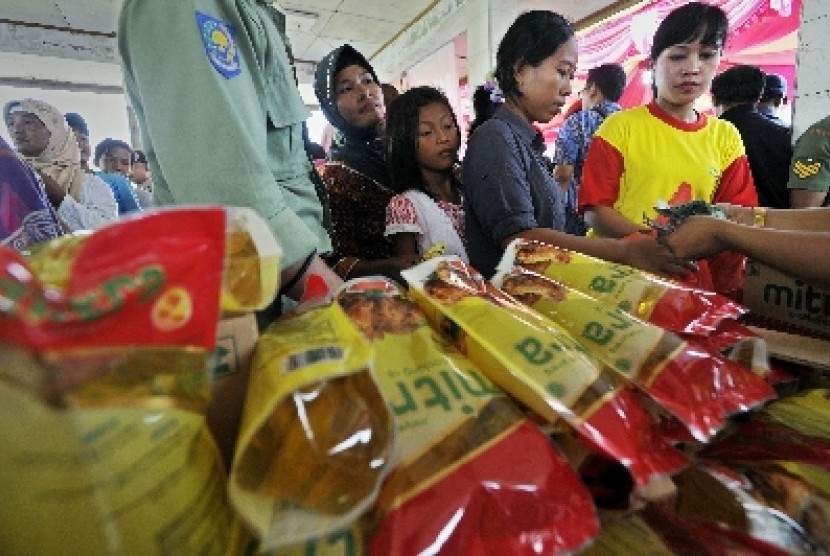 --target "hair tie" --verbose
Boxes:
[482,71,505,104]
